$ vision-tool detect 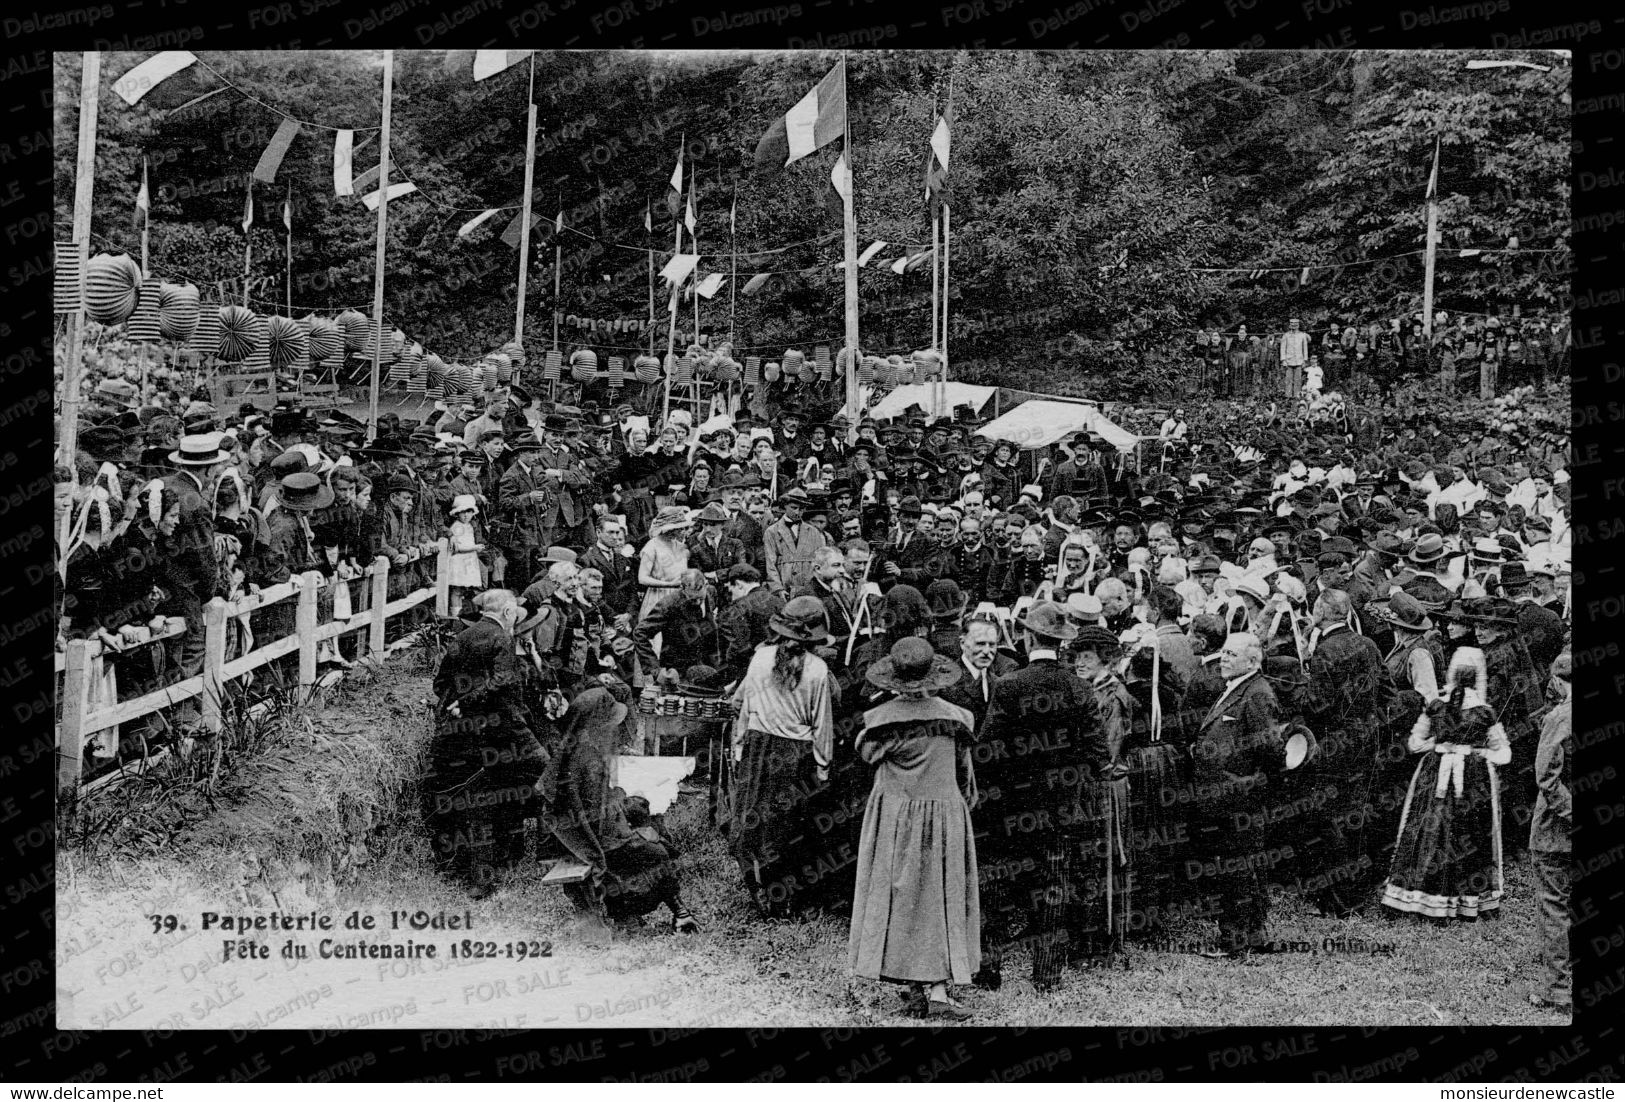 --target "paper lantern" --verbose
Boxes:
[492,351,515,384]
[763,360,781,383]
[914,348,944,379]
[745,355,761,386]
[358,319,394,364]
[242,313,272,372]
[783,348,805,376]
[390,341,422,386]
[390,328,407,356]
[306,318,341,363]
[633,354,661,383]
[84,252,142,324]
[542,349,563,382]
[501,340,526,369]
[188,303,221,361]
[425,353,447,389]
[126,277,163,343]
[857,353,877,386]
[336,309,369,353]
[296,314,316,332]
[54,241,85,314]
[673,353,693,387]
[570,348,598,382]
[156,282,200,342]
[715,357,741,383]
[606,356,625,387]
[445,362,473,396]
[215,305,258,363]
[407,353,428,394]
[876,355,899,386]
[267,315,308,372]
[814,344,832,378]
